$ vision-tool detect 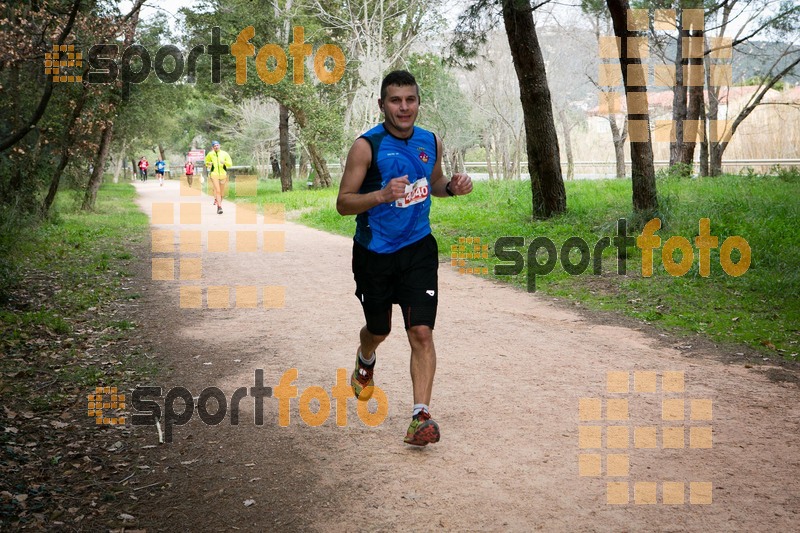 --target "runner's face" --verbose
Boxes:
[380,84,419,138]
